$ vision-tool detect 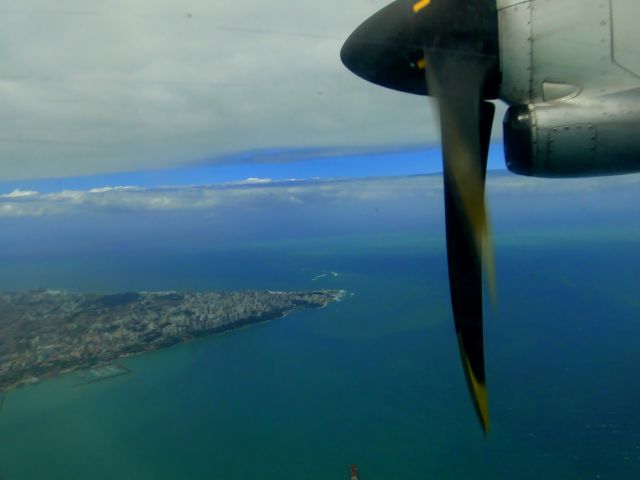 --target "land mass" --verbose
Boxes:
[0,289,344,392]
